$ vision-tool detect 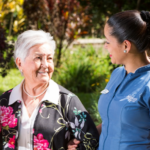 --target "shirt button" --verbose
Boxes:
[27,142,30,148]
